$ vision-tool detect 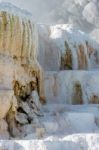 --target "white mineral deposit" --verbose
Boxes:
[0,1,98,150]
